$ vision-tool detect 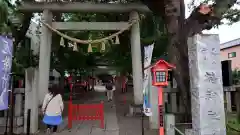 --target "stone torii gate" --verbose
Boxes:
[19,2,151,105]
[19,2,226,135]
